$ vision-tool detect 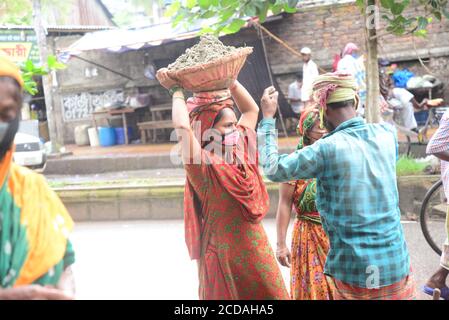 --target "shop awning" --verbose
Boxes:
[60,20,212,56]
[59,14,284,59]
